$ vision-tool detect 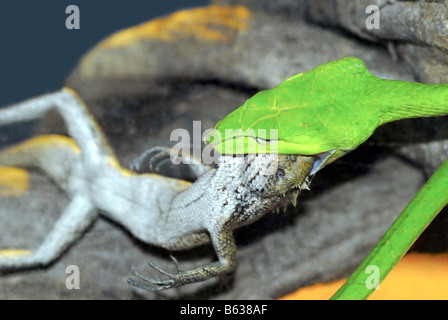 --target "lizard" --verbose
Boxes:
[0,88,314,291]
